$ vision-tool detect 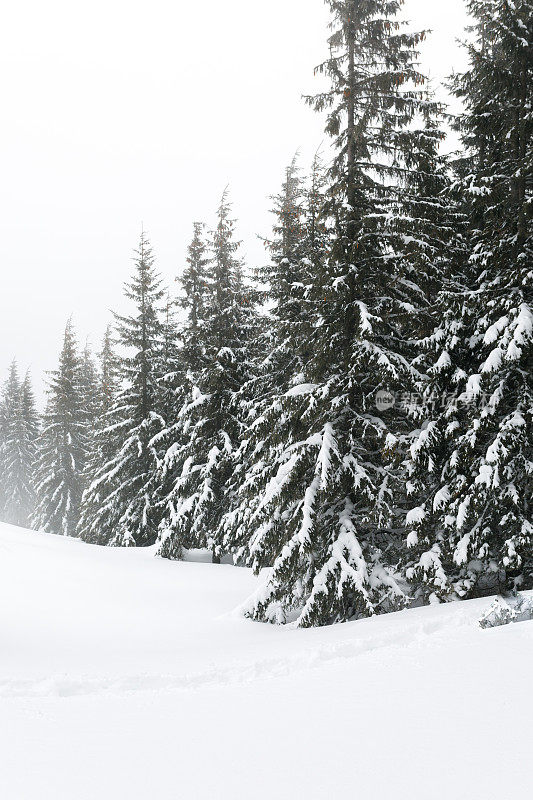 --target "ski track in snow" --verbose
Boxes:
[0,615,461,699]
[0,522,530,701]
